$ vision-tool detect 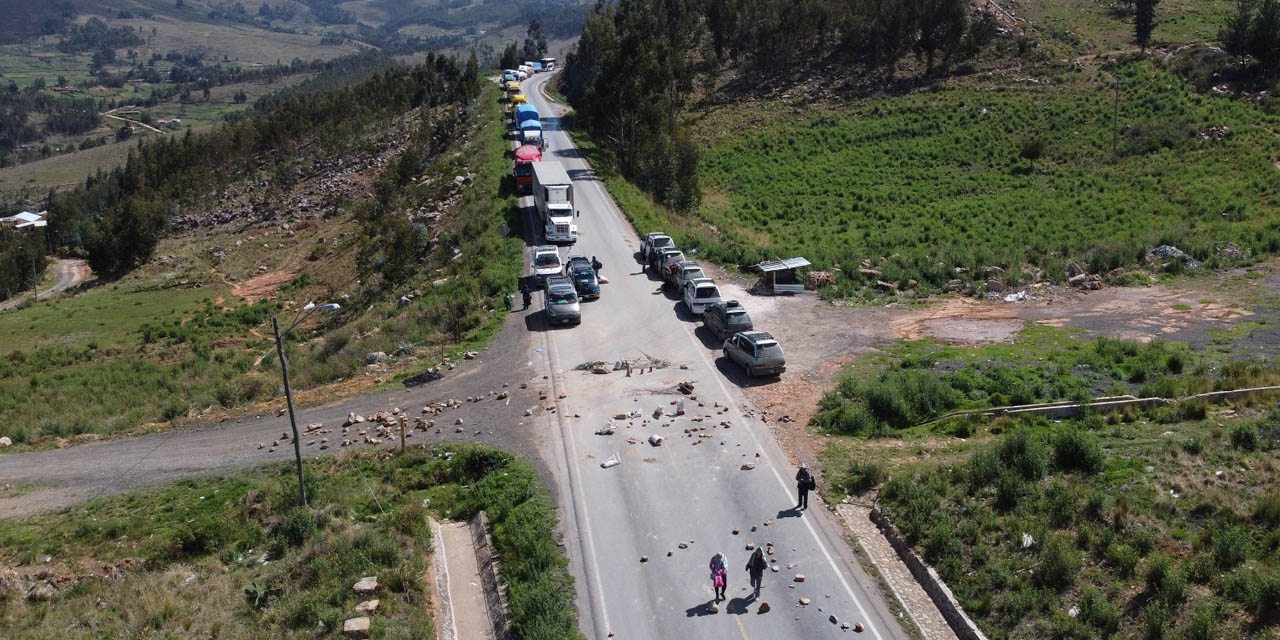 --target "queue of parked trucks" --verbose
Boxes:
[504,68,785,376]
